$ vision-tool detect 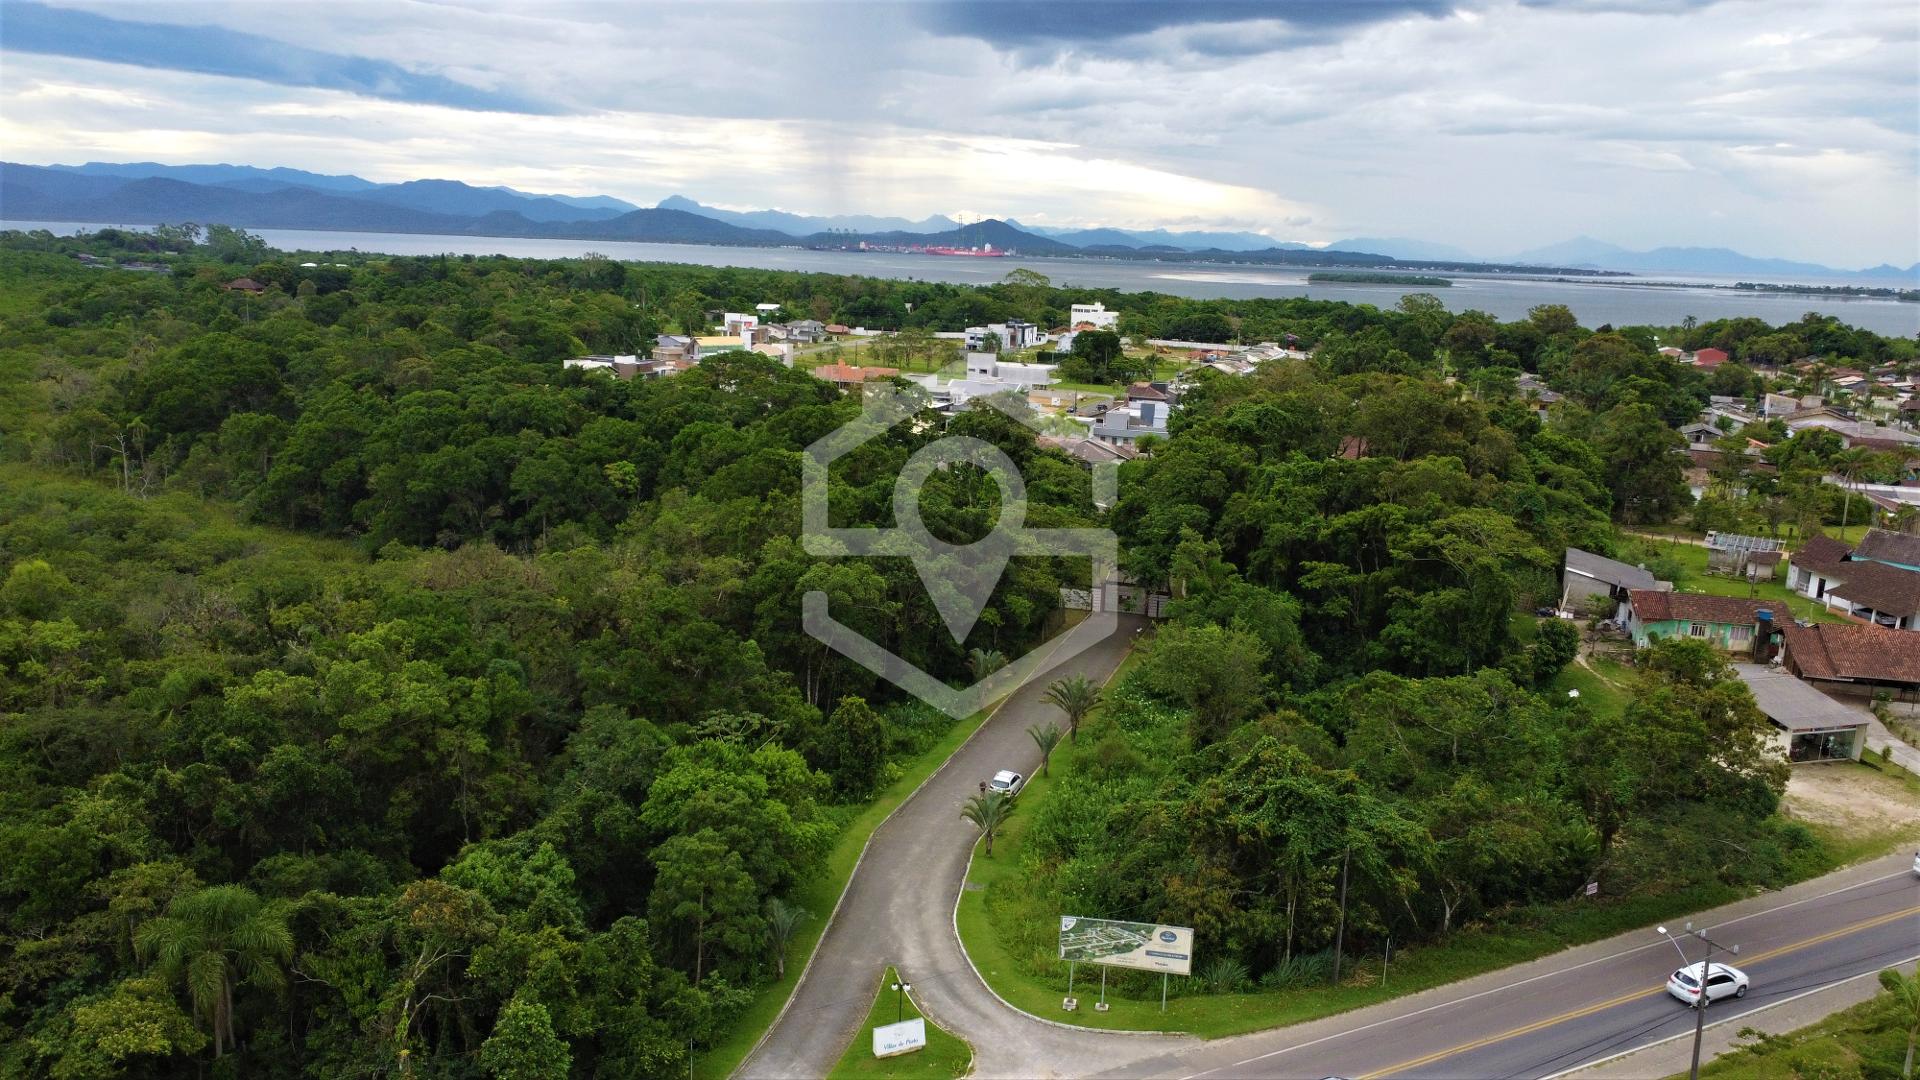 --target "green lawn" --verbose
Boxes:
[1547,652,1635,719]
[1619,536,1852,625]
[690,706,996,1080]
[825,966,972,1080]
